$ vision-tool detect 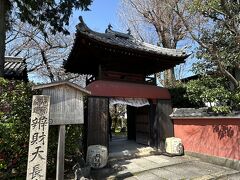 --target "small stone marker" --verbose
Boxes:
[165,137,183,155]
[26,95,50,180]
